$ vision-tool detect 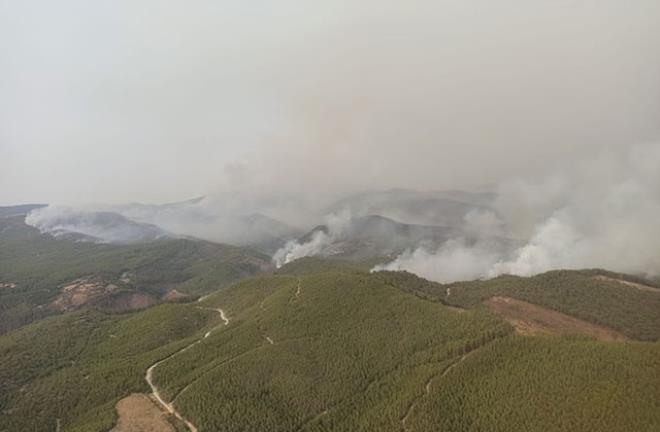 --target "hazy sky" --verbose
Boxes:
[2,1,659,206]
